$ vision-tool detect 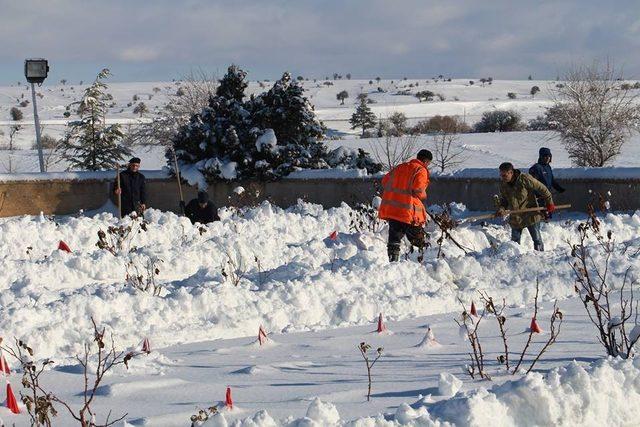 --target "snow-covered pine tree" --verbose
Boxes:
[171,66,381,182]
[170,65,253,180]
[350,98,377,137]
[59,69,130,170]
[250,72,328,177]
[216,64,248,102]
